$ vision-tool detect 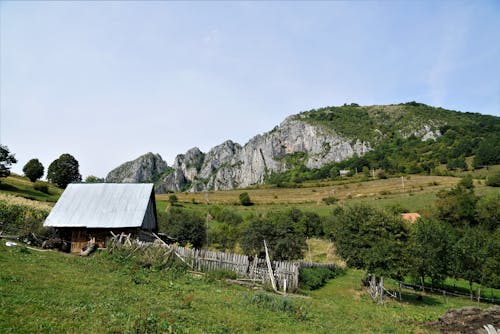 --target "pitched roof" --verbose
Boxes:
[44,183,157,229]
